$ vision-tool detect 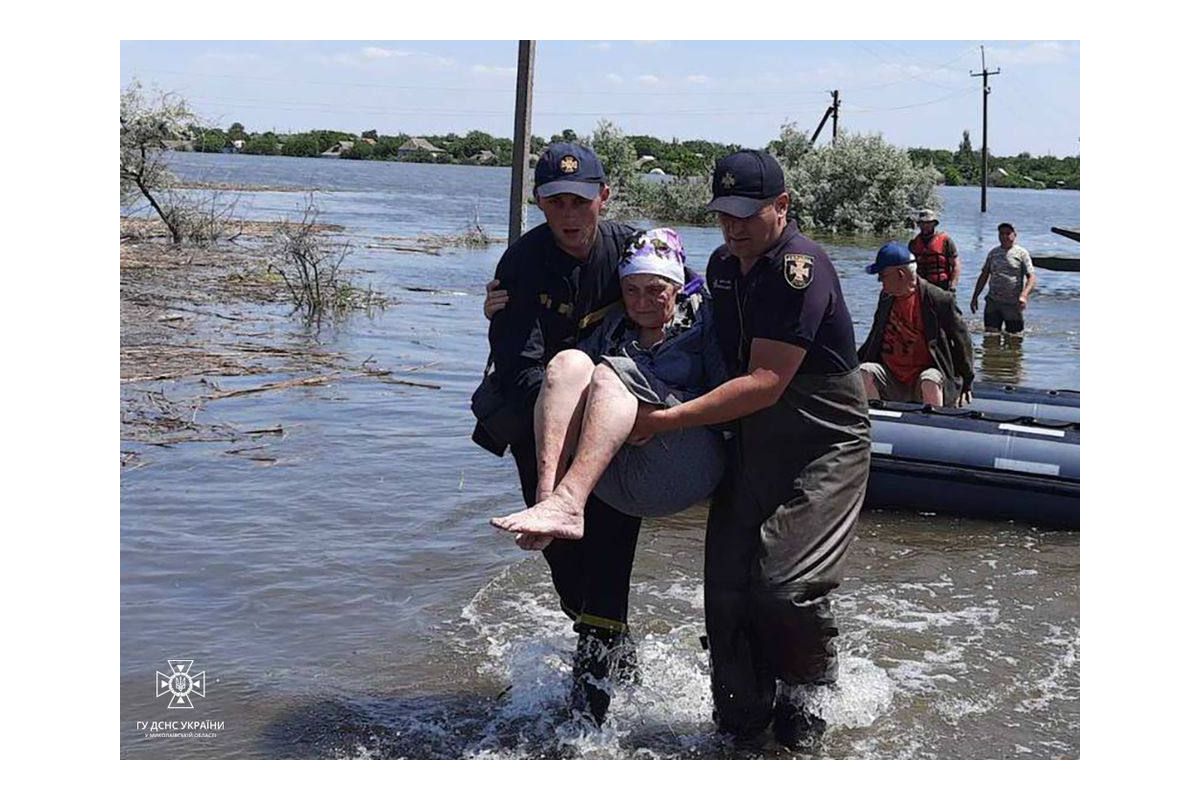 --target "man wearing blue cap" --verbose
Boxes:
[859,241,975,407]
[472,142,641,724]
[631,149,871,748]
